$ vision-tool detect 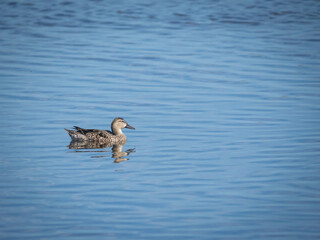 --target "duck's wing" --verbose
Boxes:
[73,126,95,135]
[73,126,113,138]
[93,129,113,138]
